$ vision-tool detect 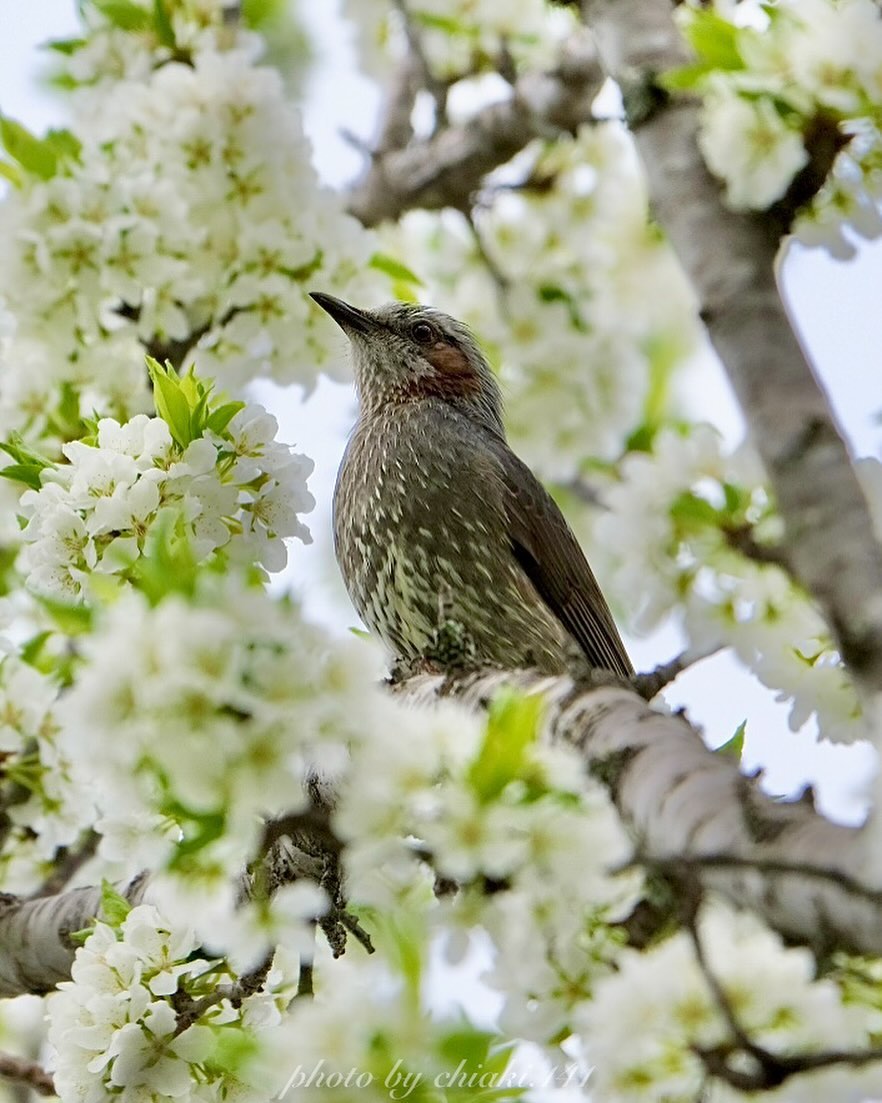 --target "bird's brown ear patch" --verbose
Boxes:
[425,342,473,378]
